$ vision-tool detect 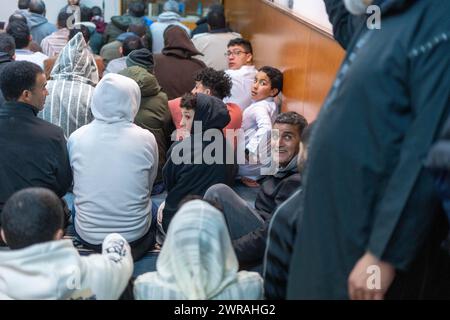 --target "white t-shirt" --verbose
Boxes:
[224,65,257,111]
